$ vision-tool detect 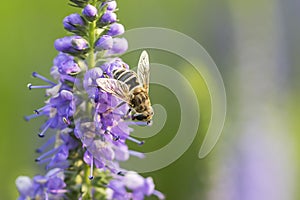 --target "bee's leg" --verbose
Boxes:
[103,72,109,78]
[121,108,132,120]
[104,101,127,115]
[126,108,132,116]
